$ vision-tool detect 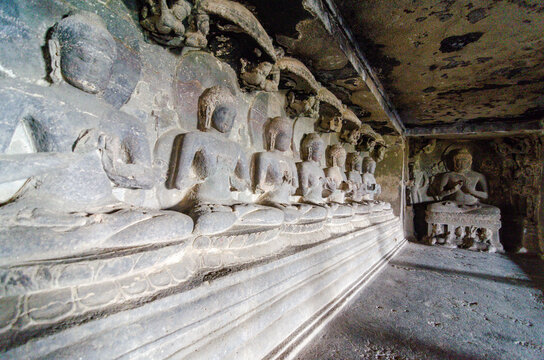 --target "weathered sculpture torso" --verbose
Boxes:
[298,133,329,205]
[361,156,381,201]
[170,85,284,234]
[254,117,298,205]
[426,148,503,252]
[324,144,348,204]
